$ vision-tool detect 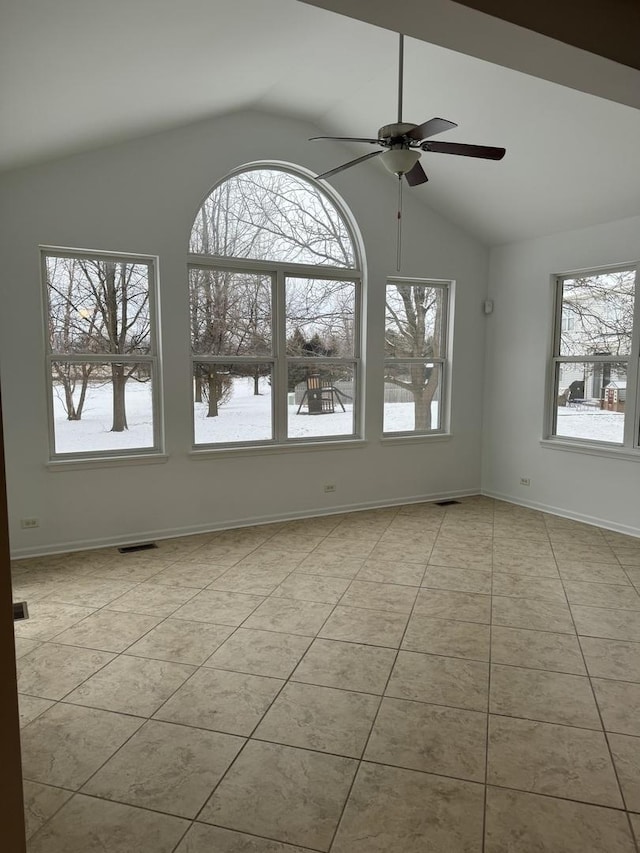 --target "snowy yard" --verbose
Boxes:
[54,379,624,453]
